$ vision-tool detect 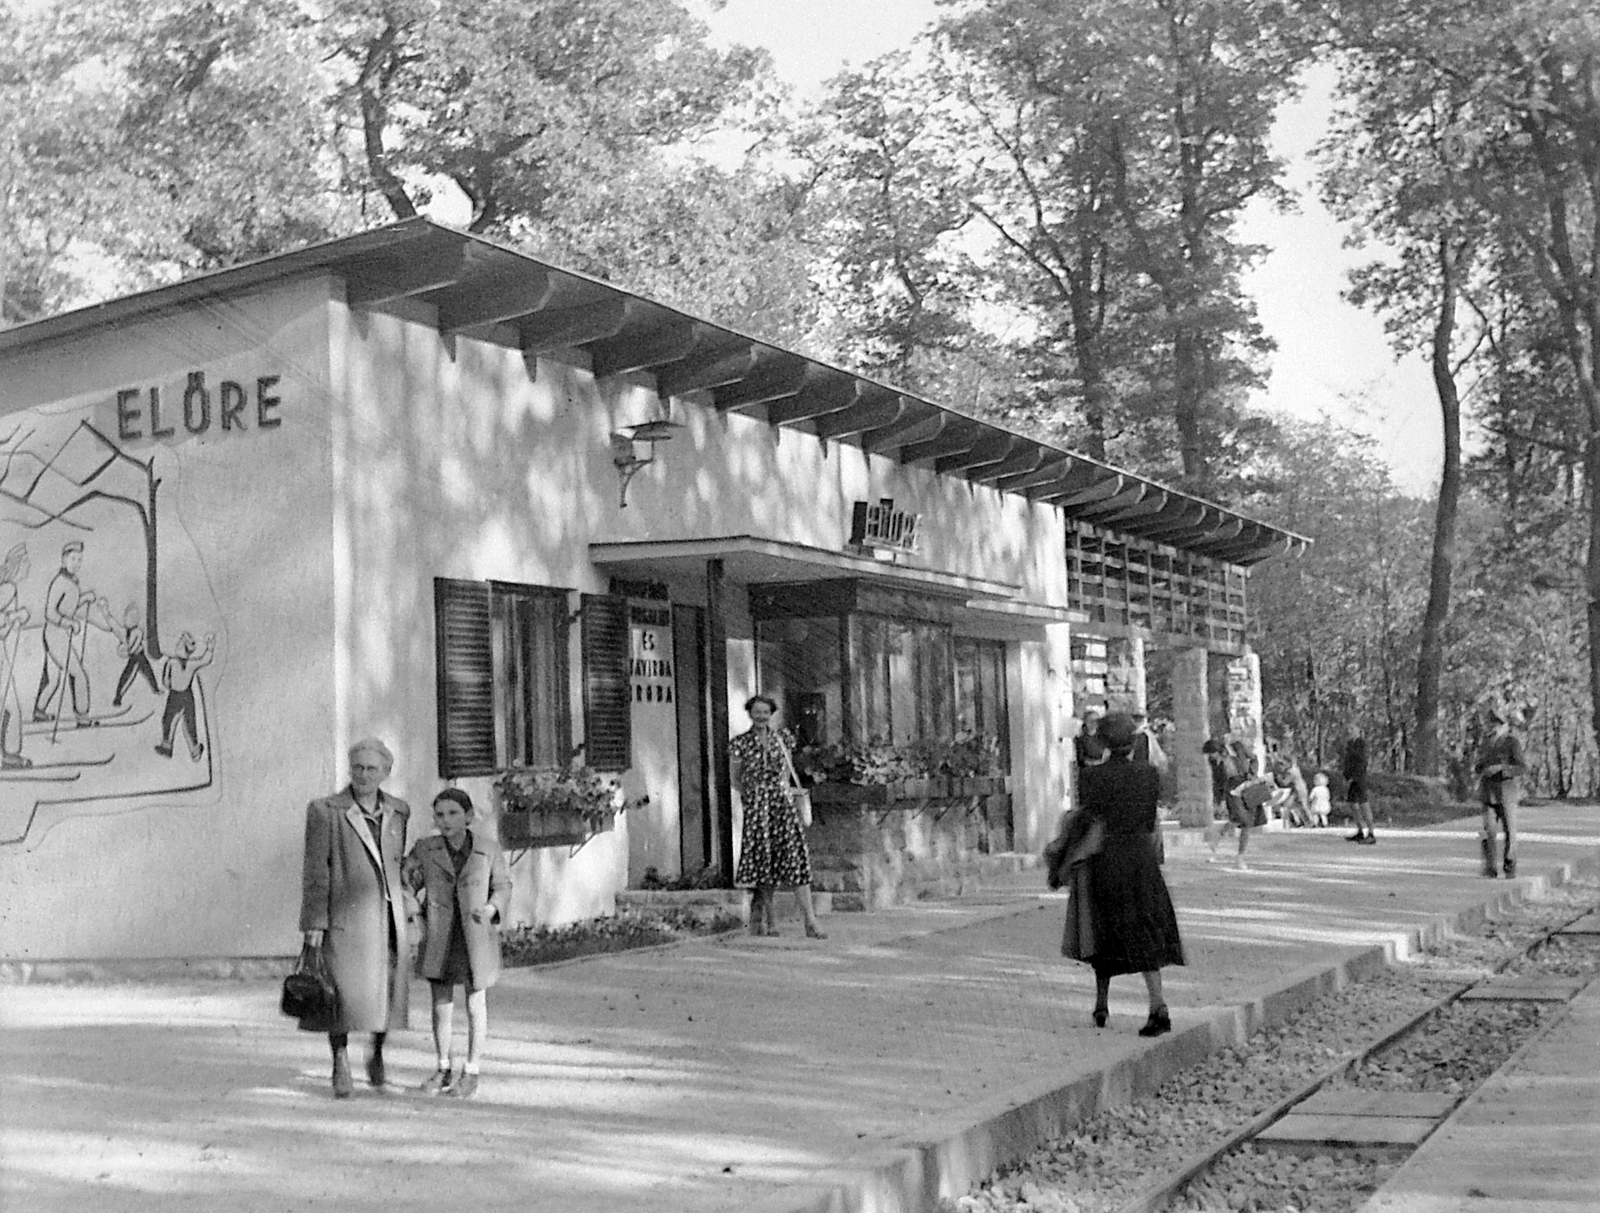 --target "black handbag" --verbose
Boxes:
[280,942,338,1023]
